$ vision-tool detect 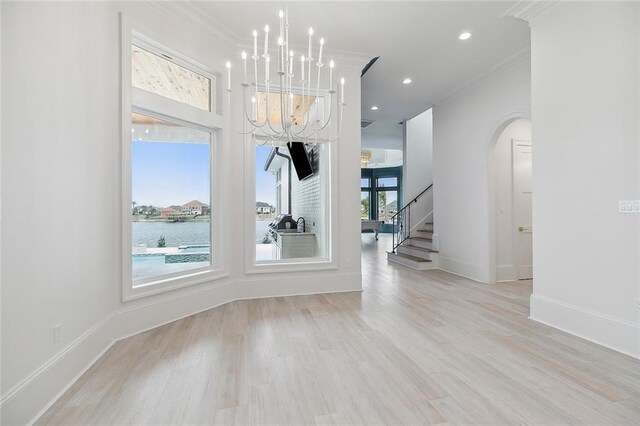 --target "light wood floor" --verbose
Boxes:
[38,235,640,425]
